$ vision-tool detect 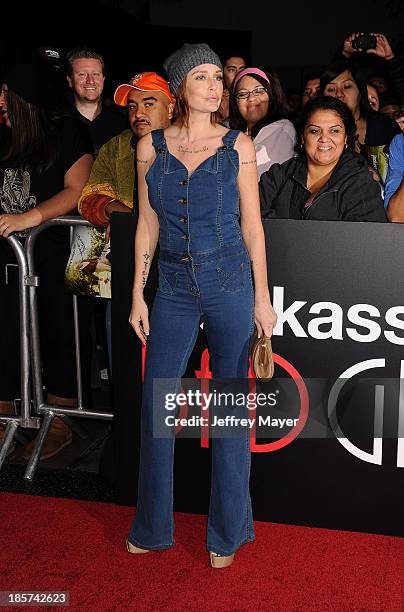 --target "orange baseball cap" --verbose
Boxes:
[114,72,173,106]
